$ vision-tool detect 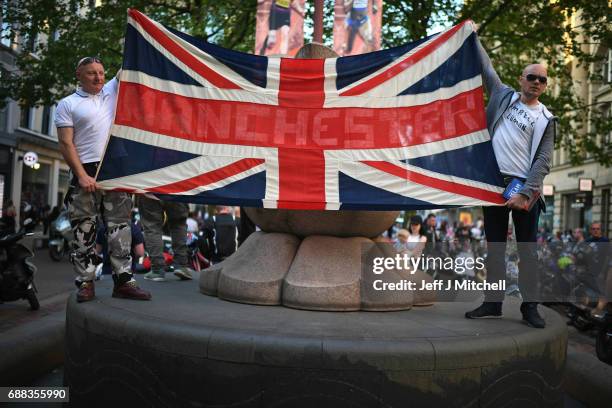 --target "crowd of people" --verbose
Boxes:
[388,213,610,318]
[389,213,486,263]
